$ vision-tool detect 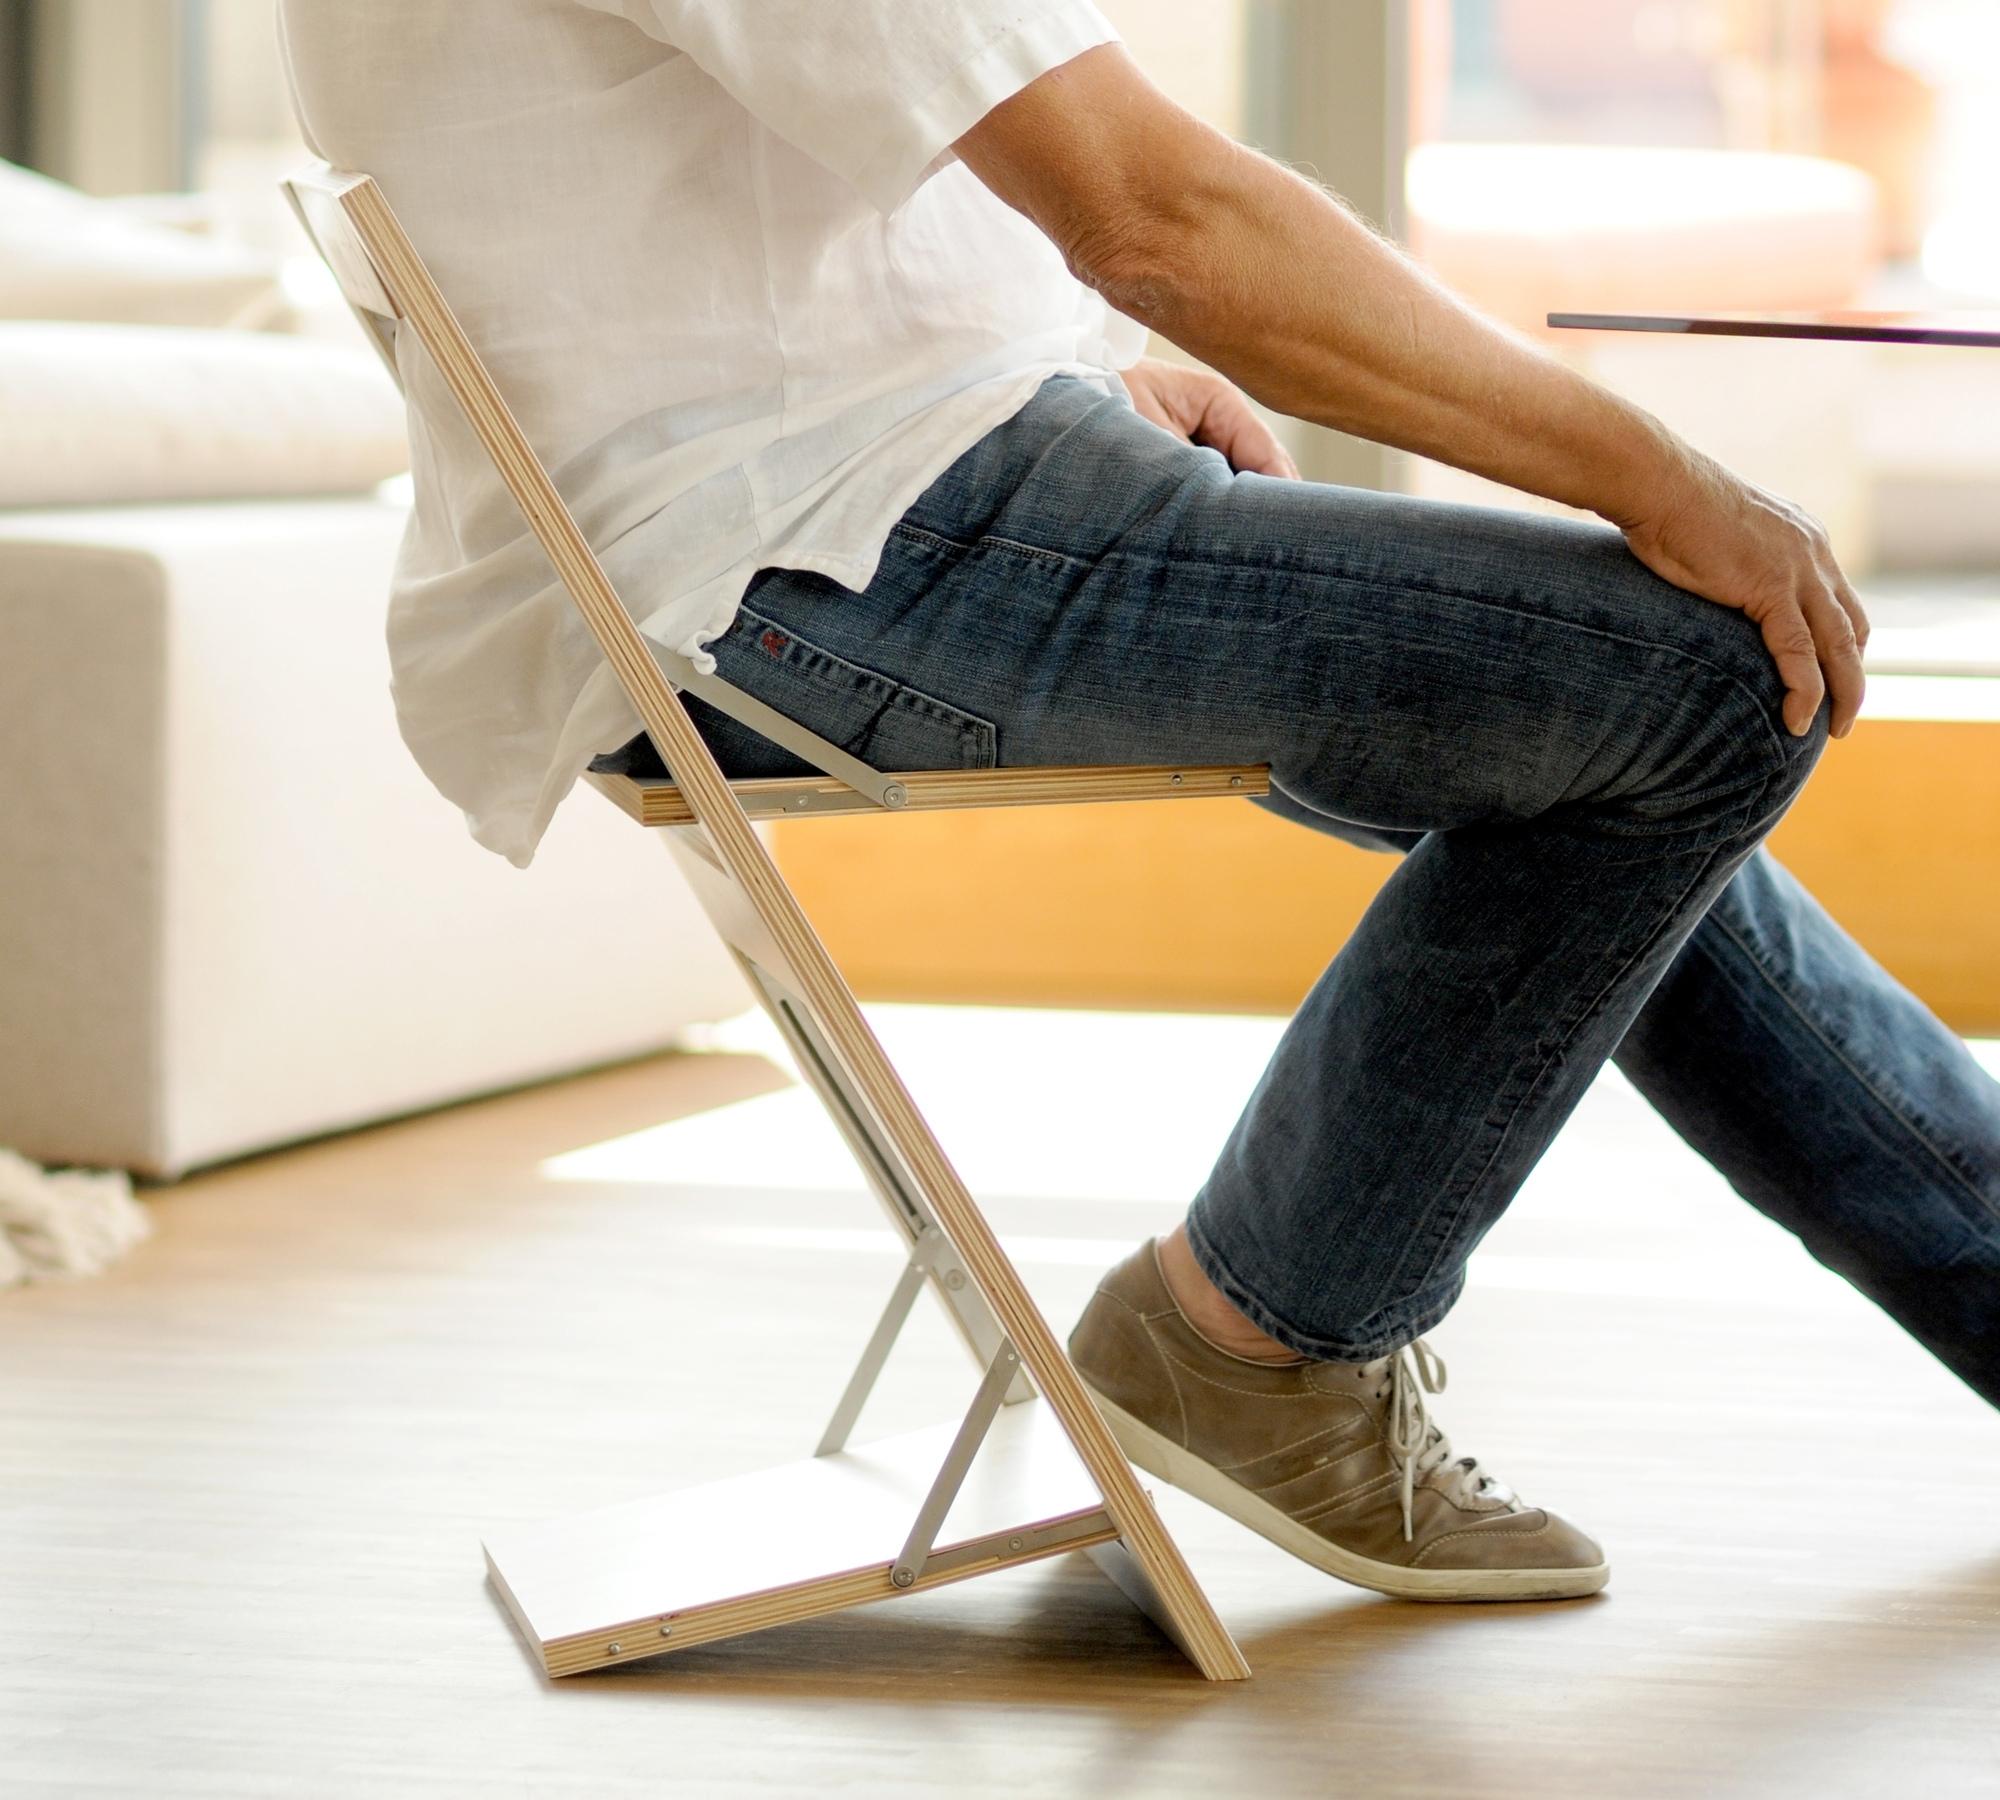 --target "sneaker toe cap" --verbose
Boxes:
[1412,1507,1607,1574]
